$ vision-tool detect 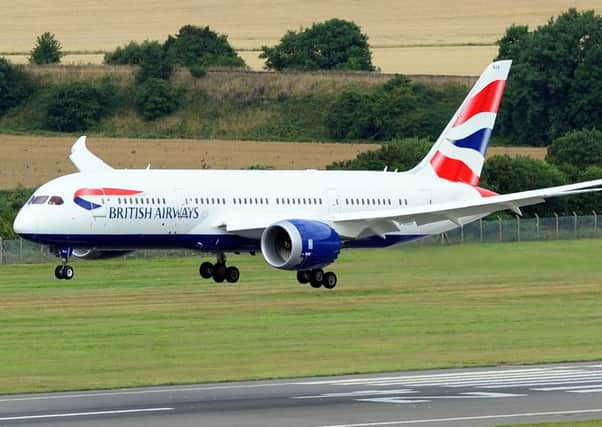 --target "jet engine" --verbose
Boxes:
[261,220,340,270]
